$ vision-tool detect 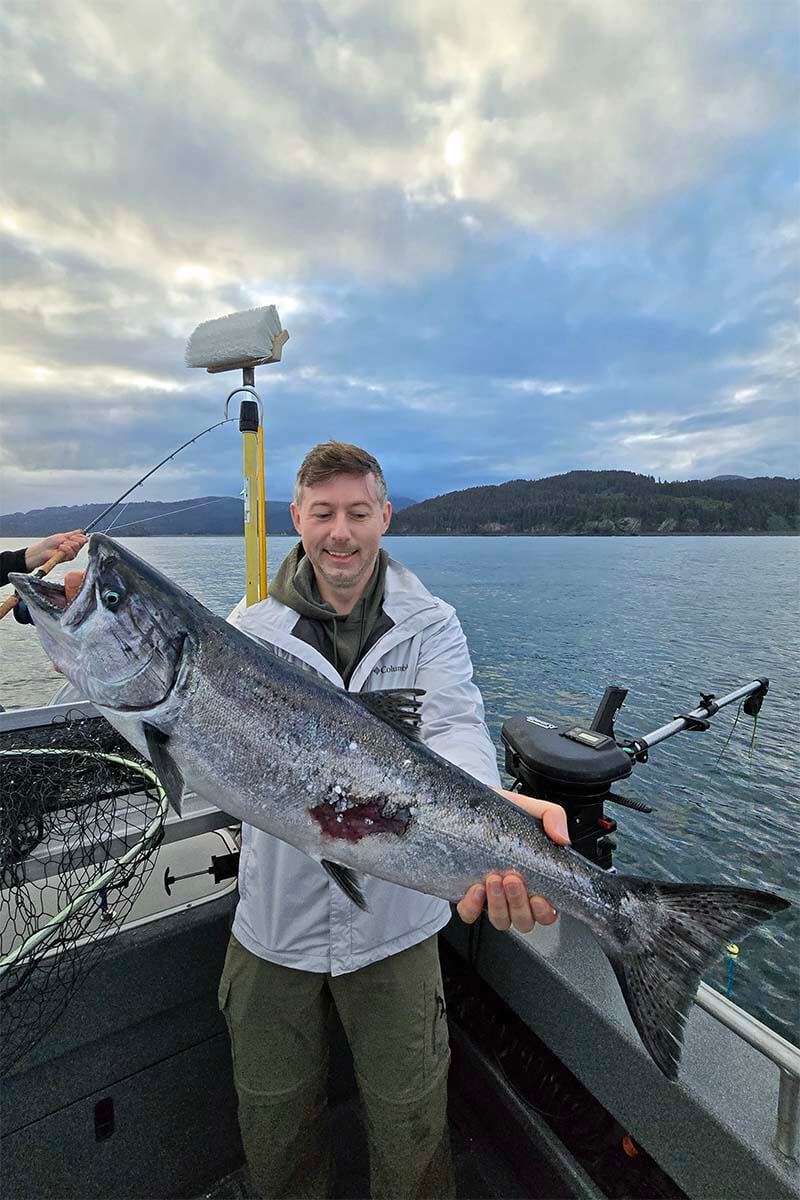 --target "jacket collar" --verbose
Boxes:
[235,554,448,690]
